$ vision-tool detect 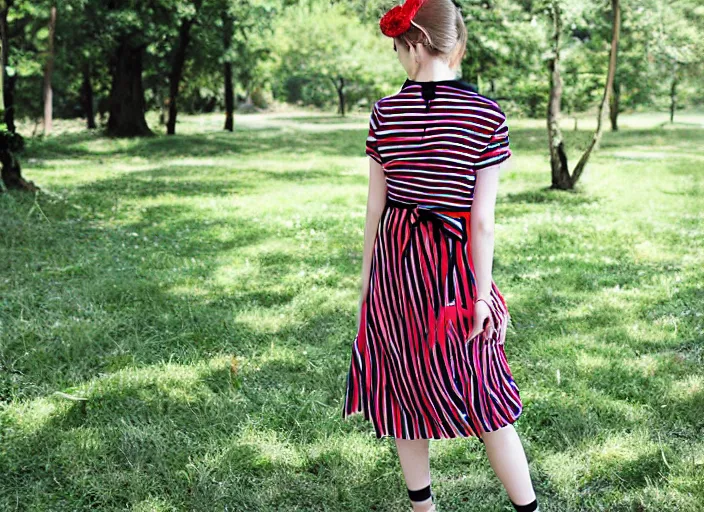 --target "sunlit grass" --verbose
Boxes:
[1,109,703,511]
